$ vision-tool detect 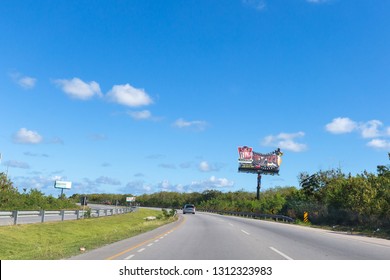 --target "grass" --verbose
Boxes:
[0,208,177,260]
